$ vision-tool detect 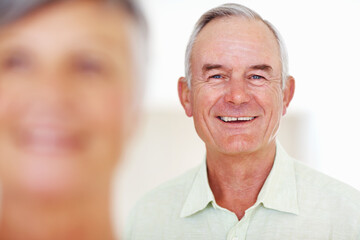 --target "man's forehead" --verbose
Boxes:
[195,17,278,51]
[192,16,281,68]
